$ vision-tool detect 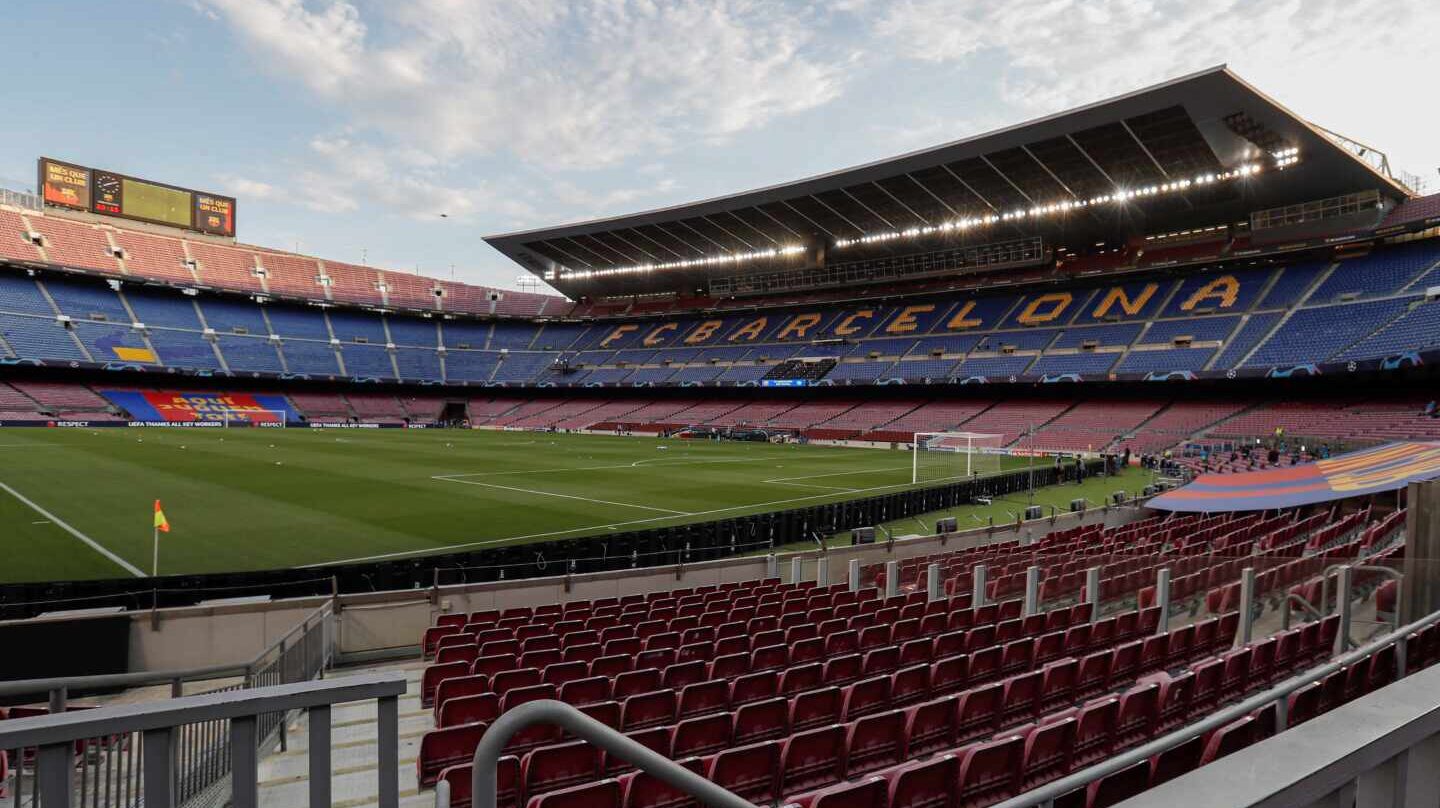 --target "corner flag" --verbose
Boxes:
[152,499,170,577]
